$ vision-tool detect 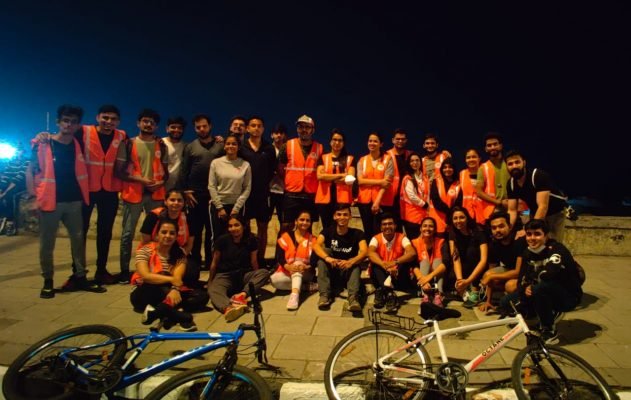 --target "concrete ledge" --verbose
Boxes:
[565,216,631,256]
